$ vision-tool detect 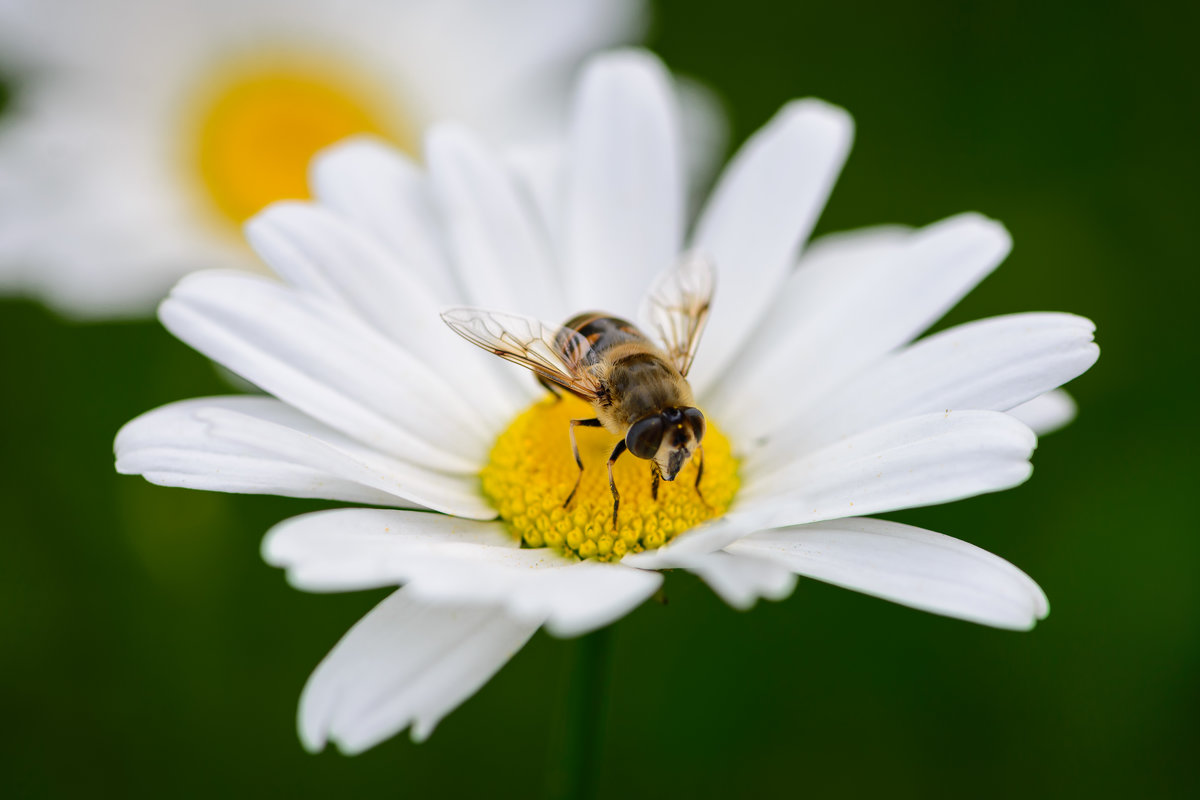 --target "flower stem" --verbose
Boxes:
[554,626,613,800]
